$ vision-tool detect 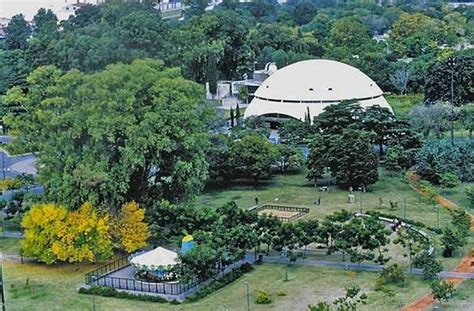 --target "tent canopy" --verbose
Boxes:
[130,247,178,269]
